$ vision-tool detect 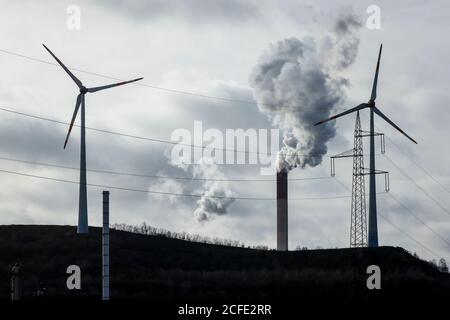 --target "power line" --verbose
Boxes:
[0,46,357,115]
[333,176,443,259]
[3,46,447,190]
[0,104,384,161]
[0,47,263,107]
[0,167,353,201]
[0,155,330,182]
[359,111,450,217]
[384,154,450,217]
[0,105,322,157]
[387,192,450,248]
[377,212,441,259]
[332,175,352,193]
[385,135,450,194]
[361,112,450,194]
